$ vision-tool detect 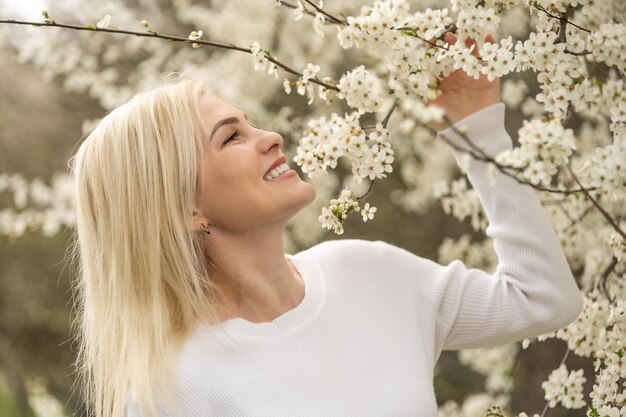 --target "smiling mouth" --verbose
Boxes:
[263,162,291,180]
